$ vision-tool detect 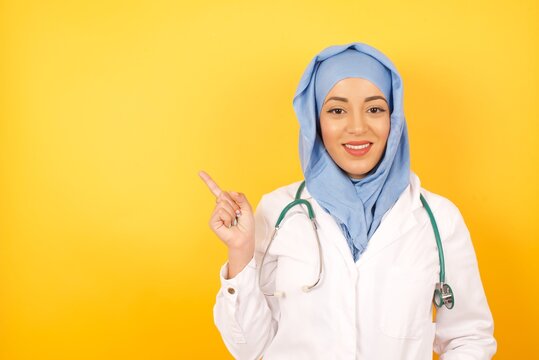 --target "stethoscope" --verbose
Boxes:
[258,180,455,309]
